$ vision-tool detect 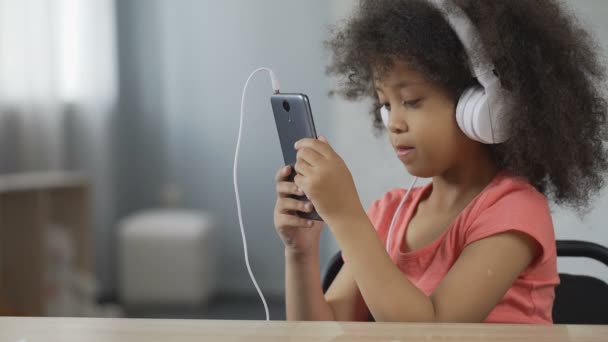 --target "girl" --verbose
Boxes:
[273,0,608,323]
